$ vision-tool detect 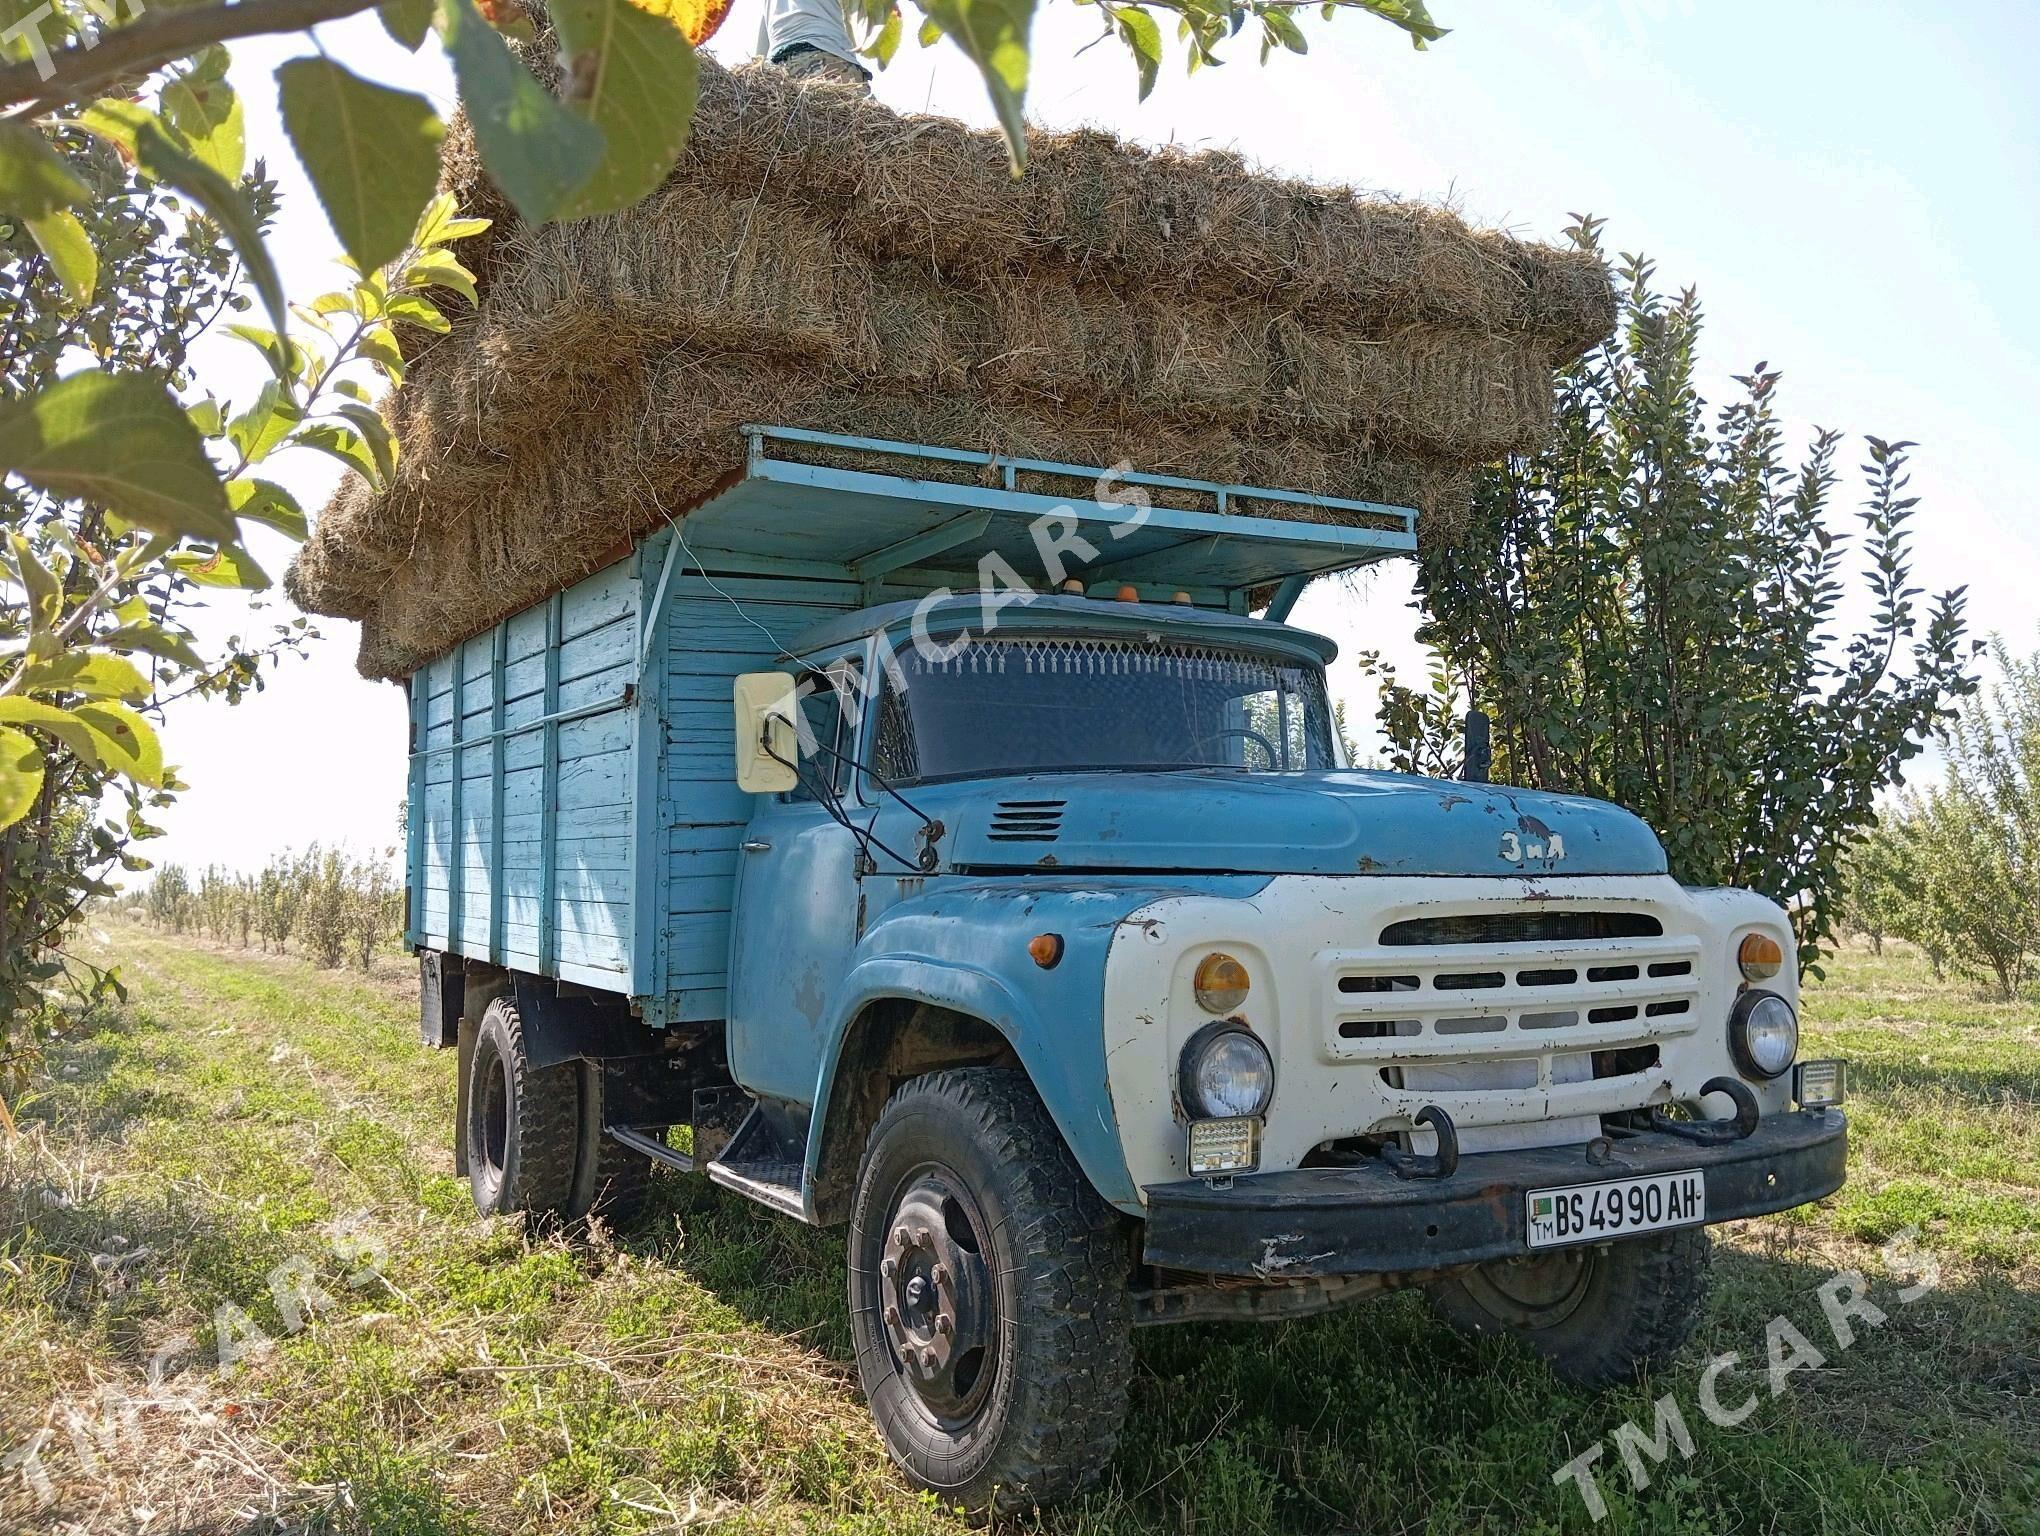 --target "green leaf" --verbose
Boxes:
[0,697,107,768]
[1109,5,1163,99]
[14,650,149,701]
[0,371,232,542]
[440,0,605,224]
[550,0,698,219]
[225,379,303,464]
[382,292,450,332]
[356,325,407,380]
[168,542,269,589]
[333,402,398,482]
[0,121,89,219]
[226,477,308,540]
[95,622,206,670]
[382,0,436,49]
[9,532,60,634]
[186,396,224,437]
[401,247,478,304]
[919,0,1038,172]
[77,100,288,335]
[295,422,382,486]
[162,74,245,180]
[71,701,164,786]
[26,209,94,309]
[1262,5,1306,54]
[917,14,942,45]
[0,726,44,829]
[277,59,445,275]
[867,4,902,65]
